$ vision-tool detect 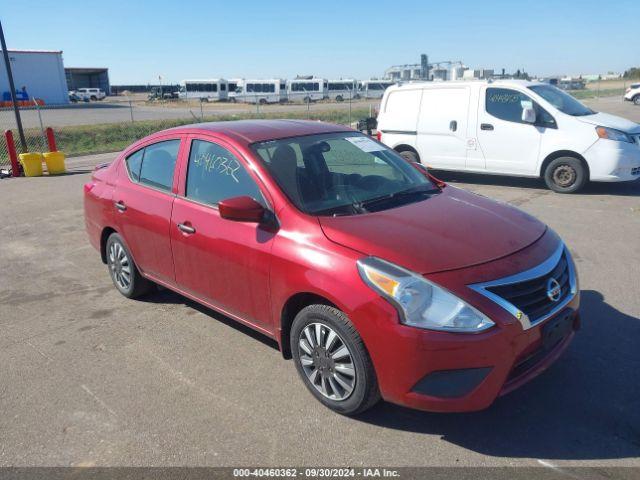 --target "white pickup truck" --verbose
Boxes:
[71,88,106,101]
